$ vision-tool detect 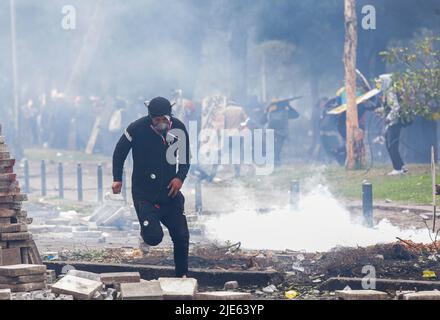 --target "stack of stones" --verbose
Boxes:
[0,264,47,292]
[0,124,40,266]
